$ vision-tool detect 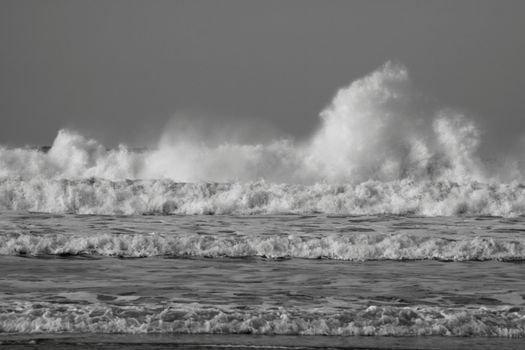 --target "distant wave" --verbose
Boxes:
[2,178,525,217]
[2,229,524,261]
[2,61,522,185]
[1,301,523,336]
[2,62,525,218]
